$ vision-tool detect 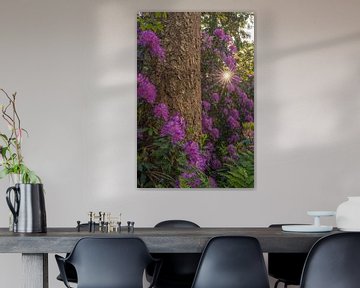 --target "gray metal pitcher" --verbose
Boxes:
[6,183,47,233]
